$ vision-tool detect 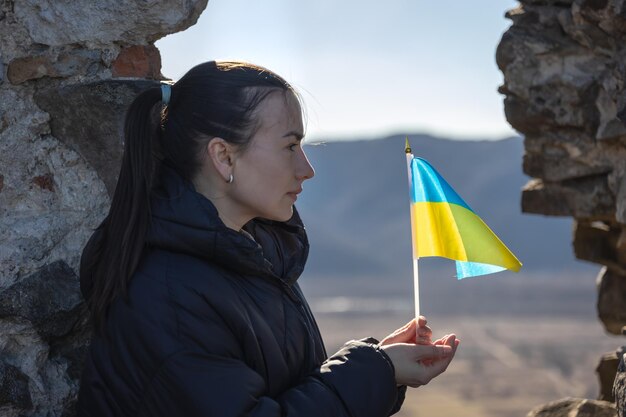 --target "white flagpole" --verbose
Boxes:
[405,138,420,320]
[413,258,420,318]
